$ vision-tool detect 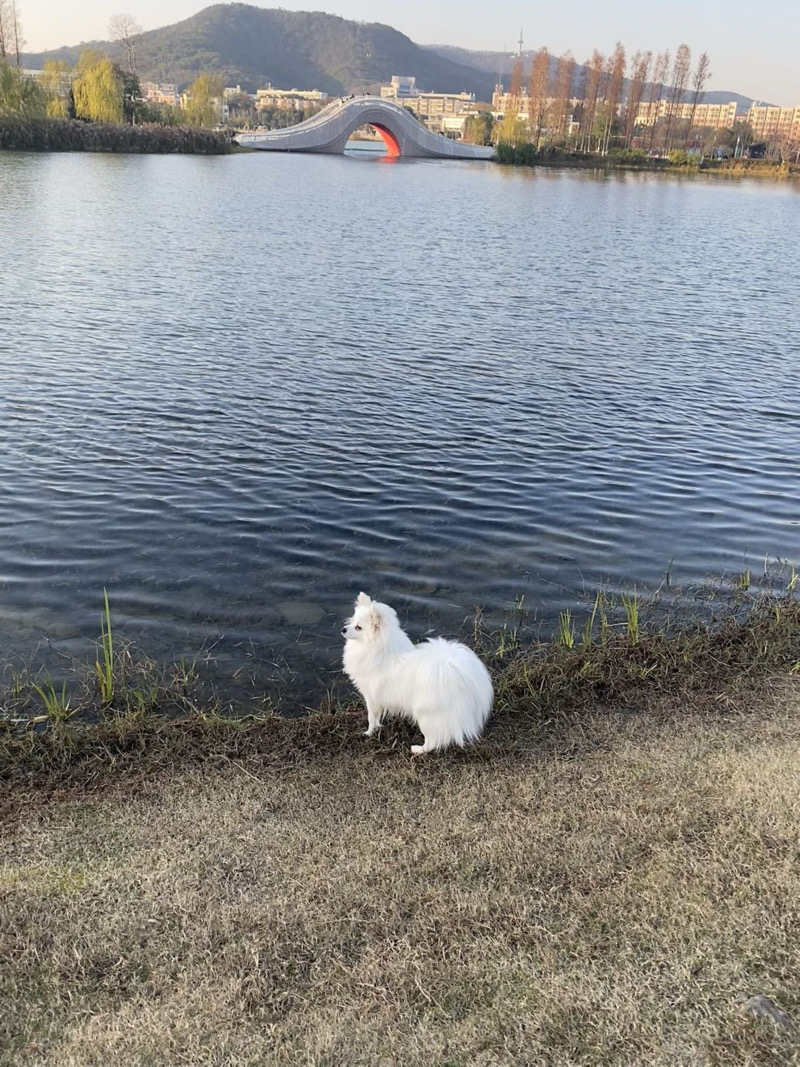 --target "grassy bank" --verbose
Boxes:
[496,143,669,170]
[2,584,800,788]
[495,142,800,179]
[694,158,799,178]
[0,116,231,154]
[2,588,799,1063]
